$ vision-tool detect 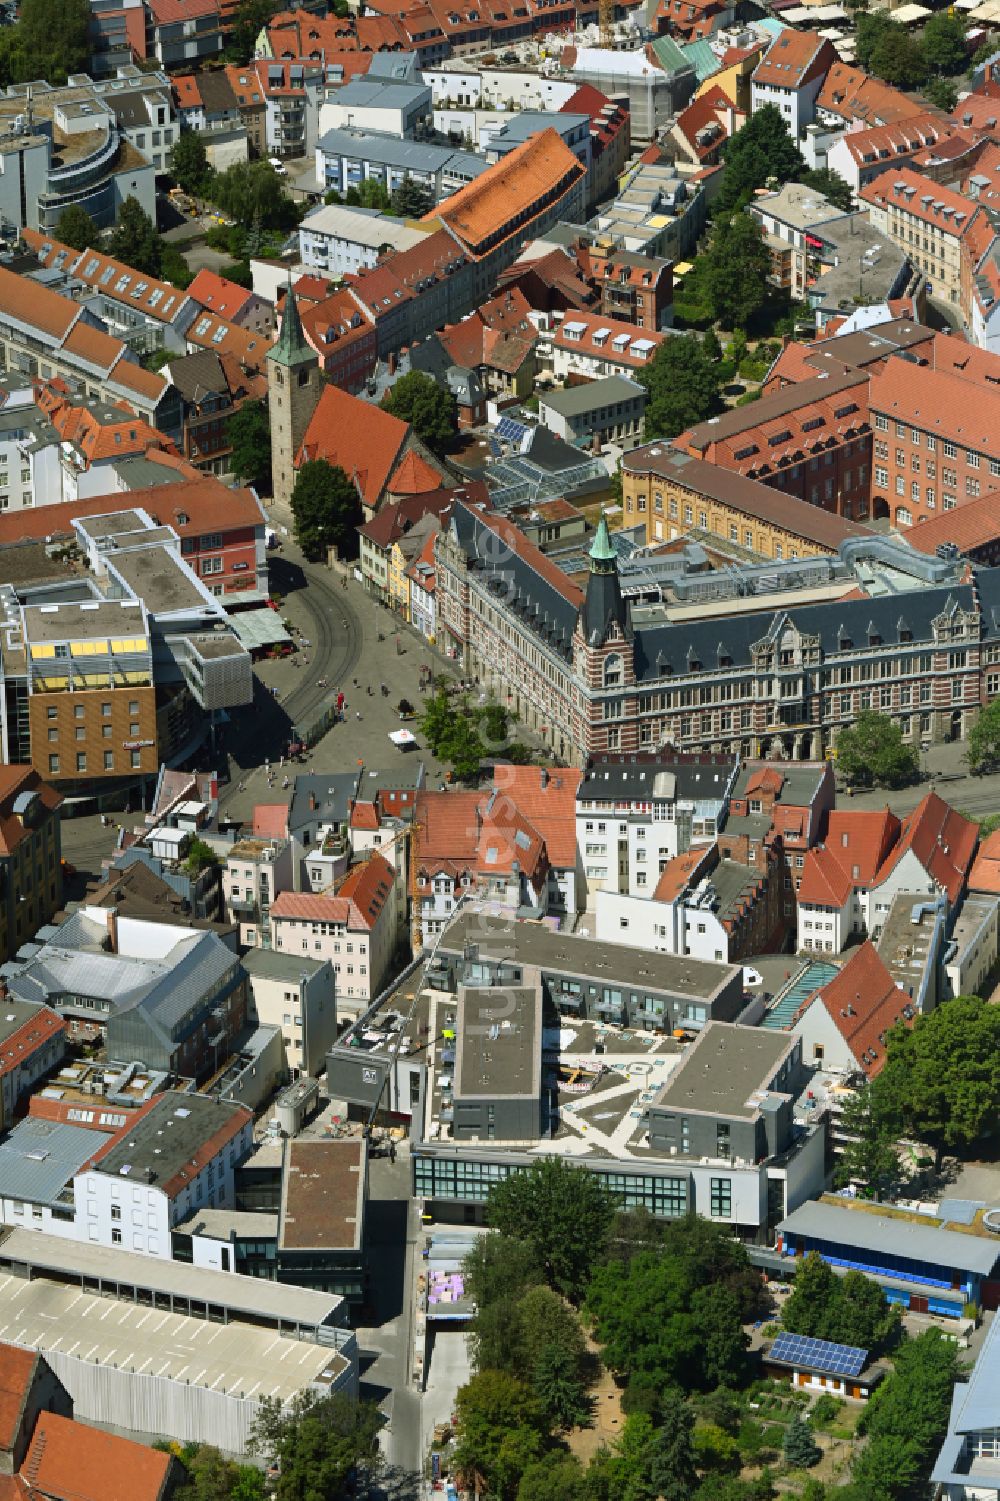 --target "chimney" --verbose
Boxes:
[388,351,398,375]
[540,767,548,789]
[106,907,118,955]
[309,791,317,812]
